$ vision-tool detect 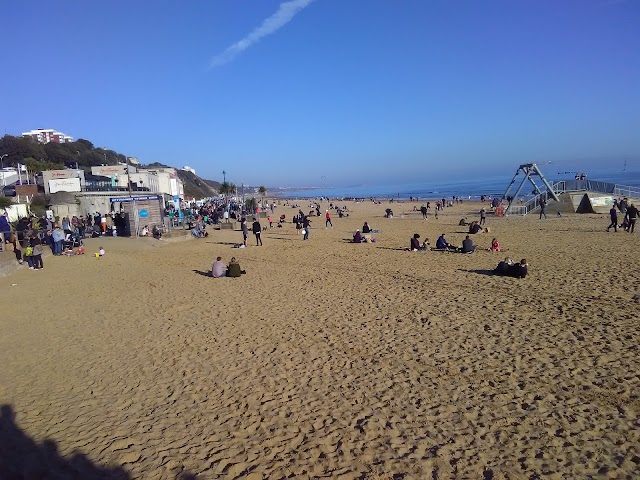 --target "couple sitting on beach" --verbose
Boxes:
[353,222,377,243]
[494,257,528,279]
[409,233,430,251]
[211,256,246,277]
[430,233,476,253]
